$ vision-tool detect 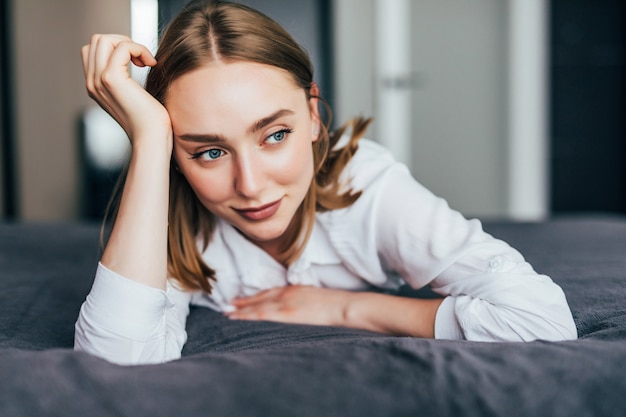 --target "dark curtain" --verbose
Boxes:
[1,0,17,219]
[550,0,626,214]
